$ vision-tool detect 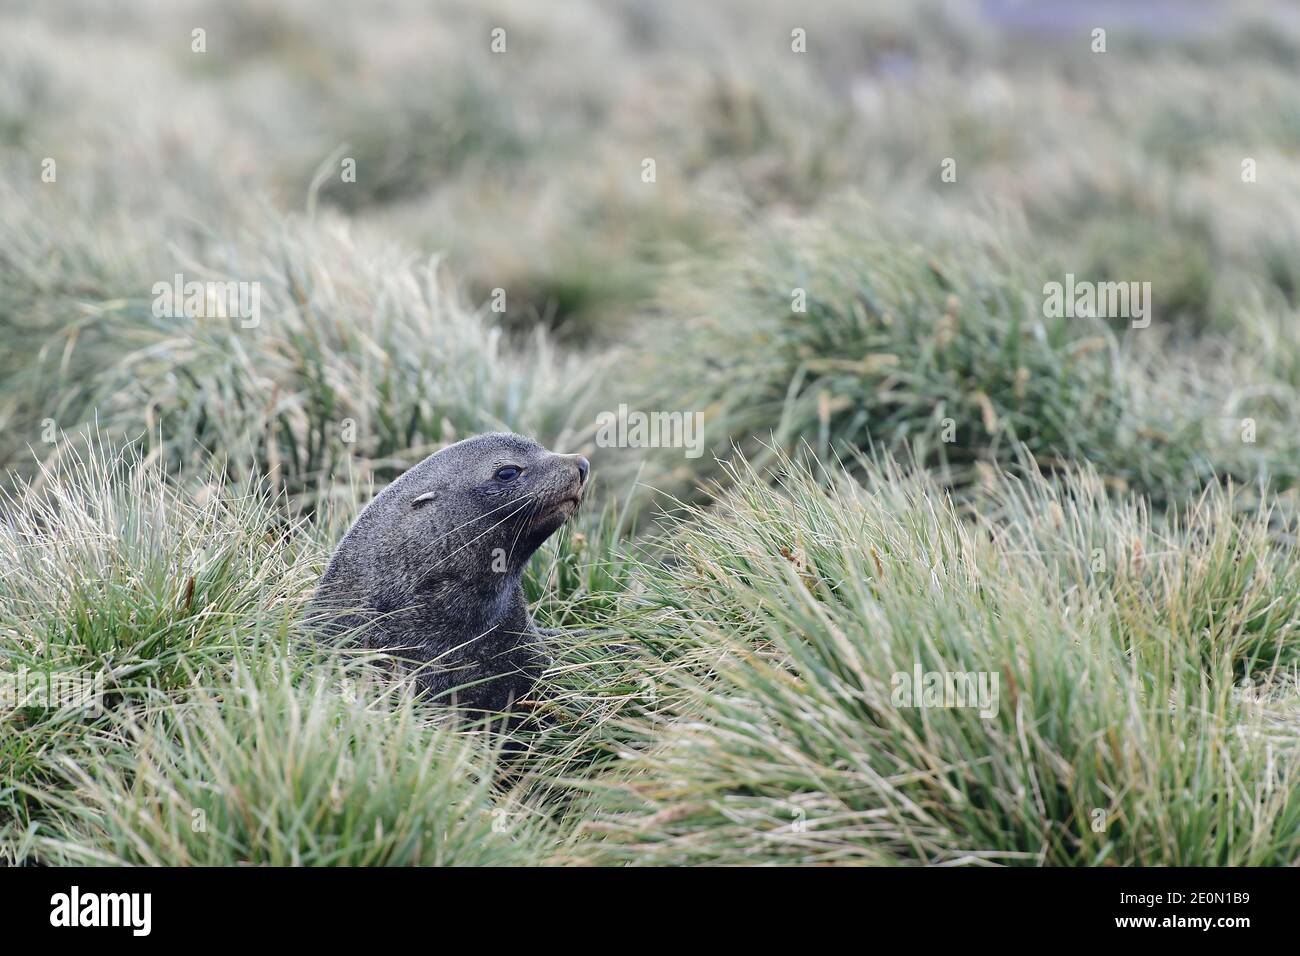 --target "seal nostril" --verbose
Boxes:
[576,455,590,484]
